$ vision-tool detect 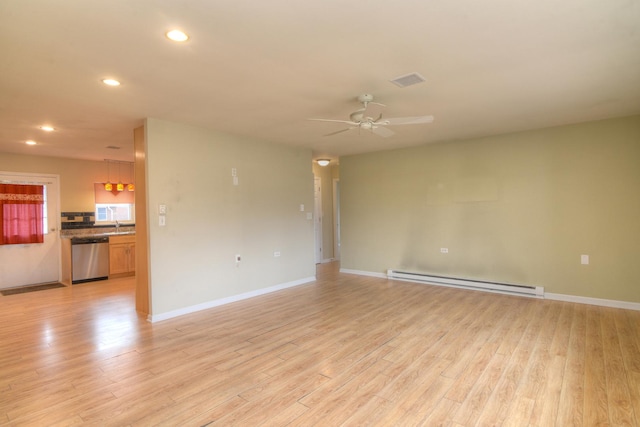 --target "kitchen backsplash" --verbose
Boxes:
[60,211,134,236]
[61,211,95,229]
